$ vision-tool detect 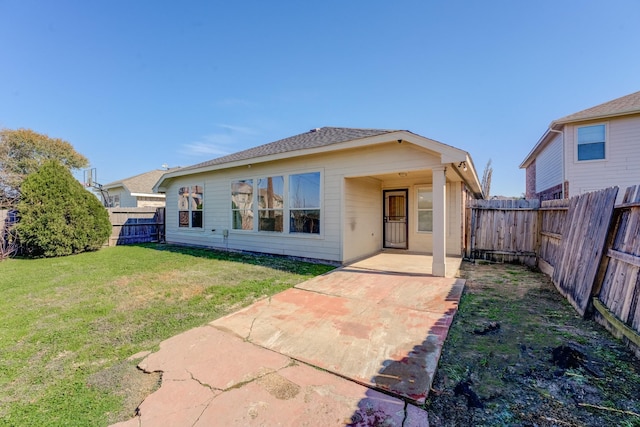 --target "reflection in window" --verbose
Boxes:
[577,124,605,161]
[289,172,320,234]
[258,176,284,232]
[178,185,204,228]
[417,188,432,232]
[108,194,120,208]
[231,179,254,230]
